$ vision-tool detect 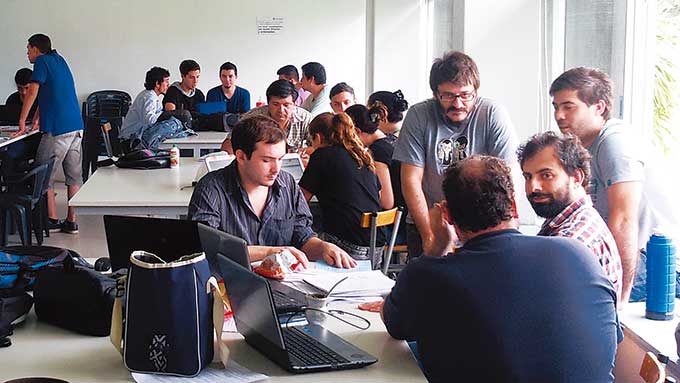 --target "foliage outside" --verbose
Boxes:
[654,0,680,155]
